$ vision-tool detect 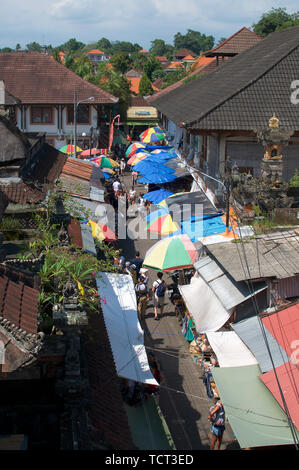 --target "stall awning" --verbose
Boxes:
[179,276,231,333]
[194,256,267,311]
[232,315,290,373]
[96,272,158,385]
[212,364,299,448]
[206,331,258,368]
